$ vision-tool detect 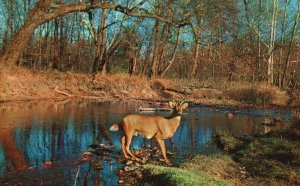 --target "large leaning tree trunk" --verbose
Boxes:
[0,0,189,68]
